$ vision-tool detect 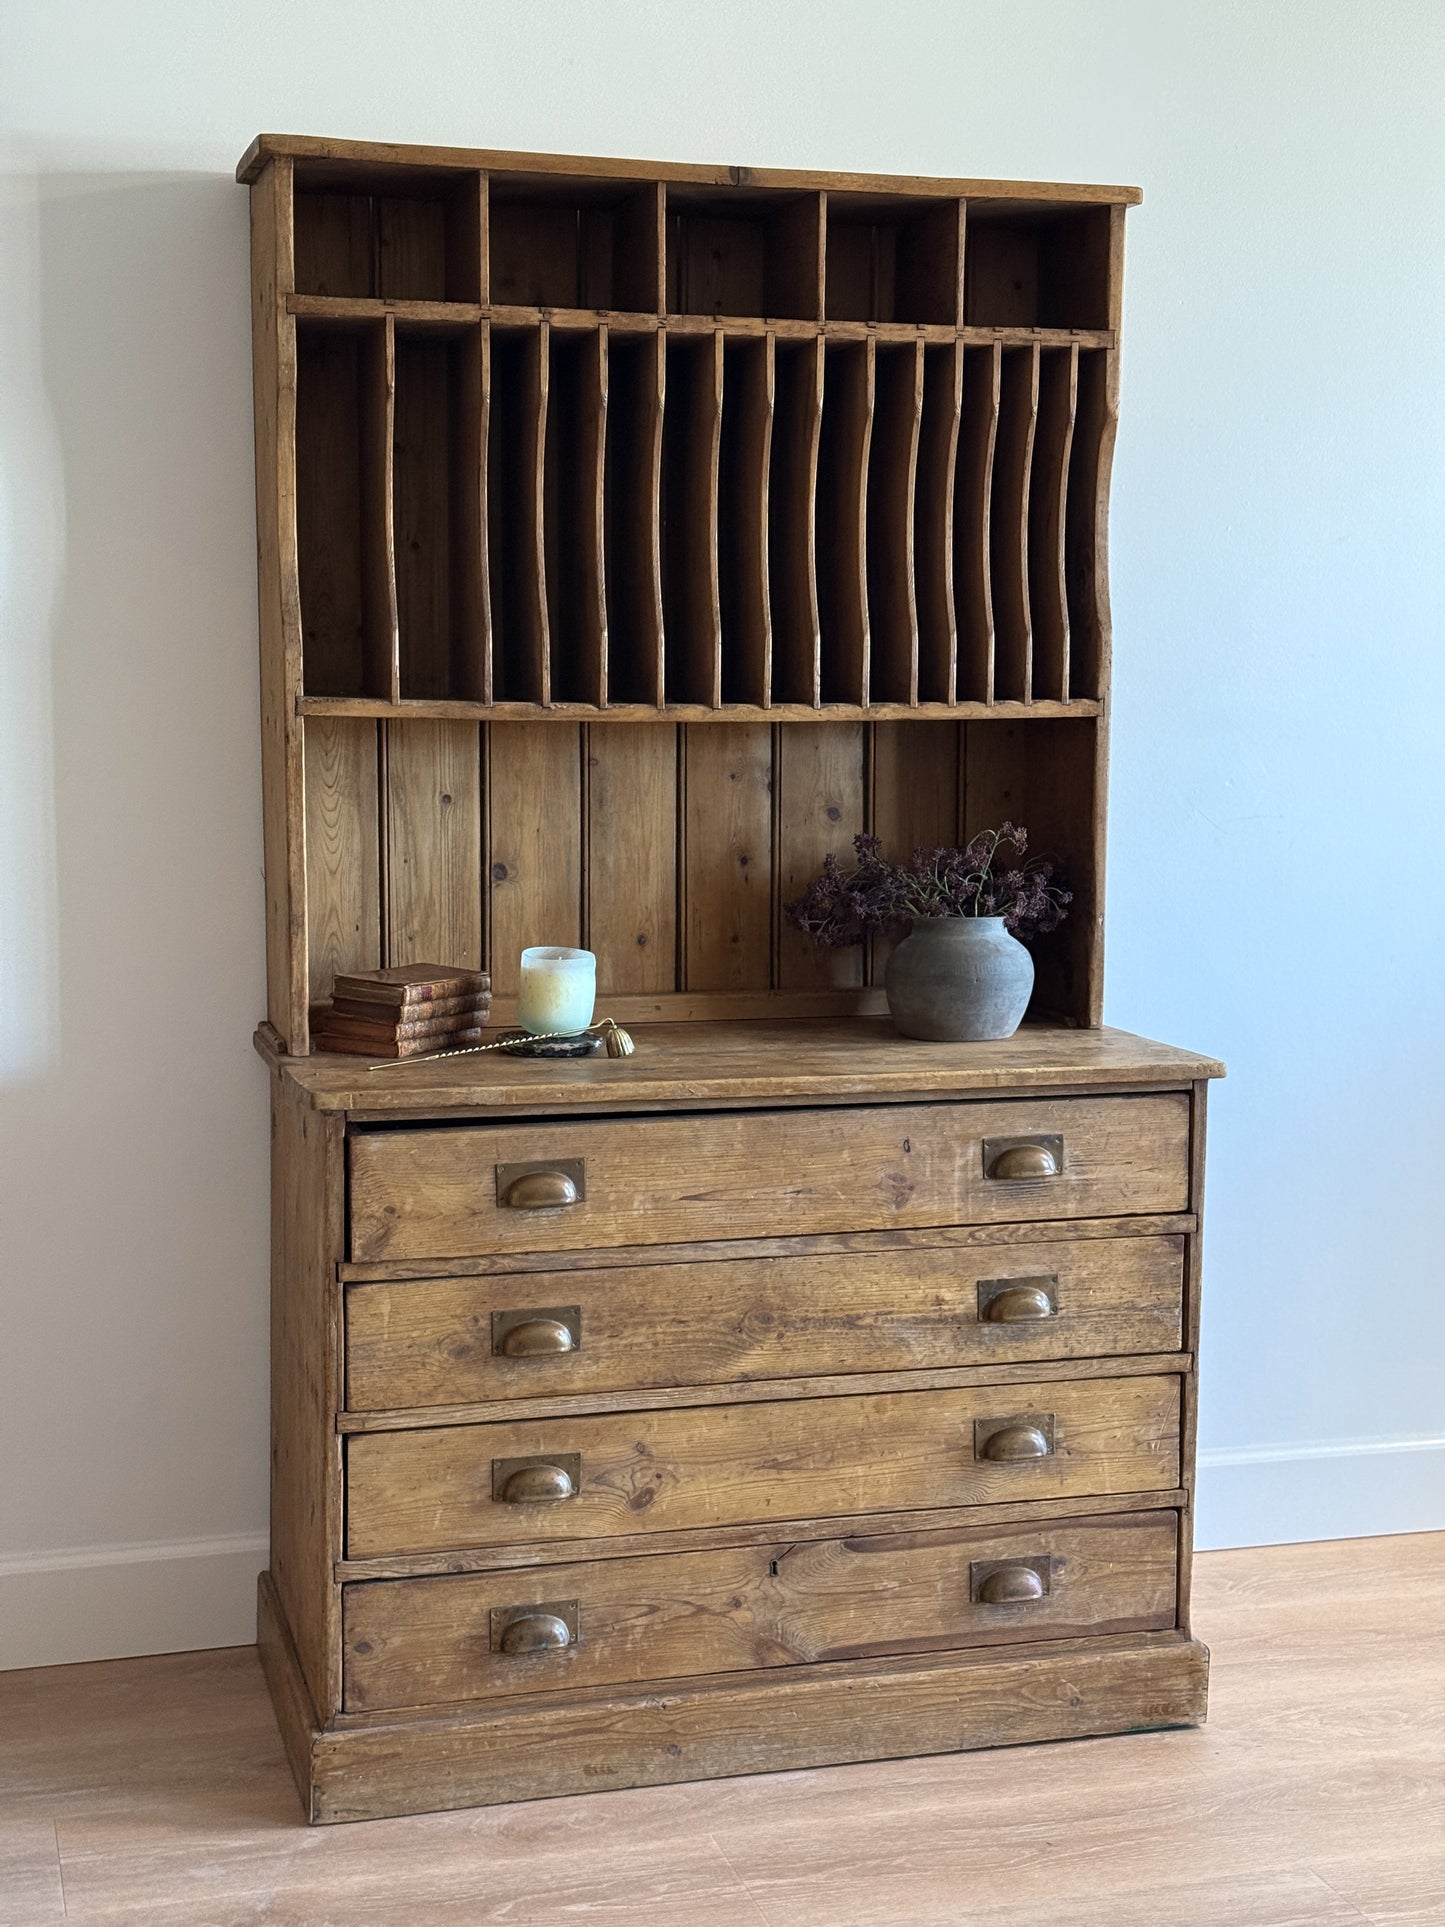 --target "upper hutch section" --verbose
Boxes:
[241,136,1135,723]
